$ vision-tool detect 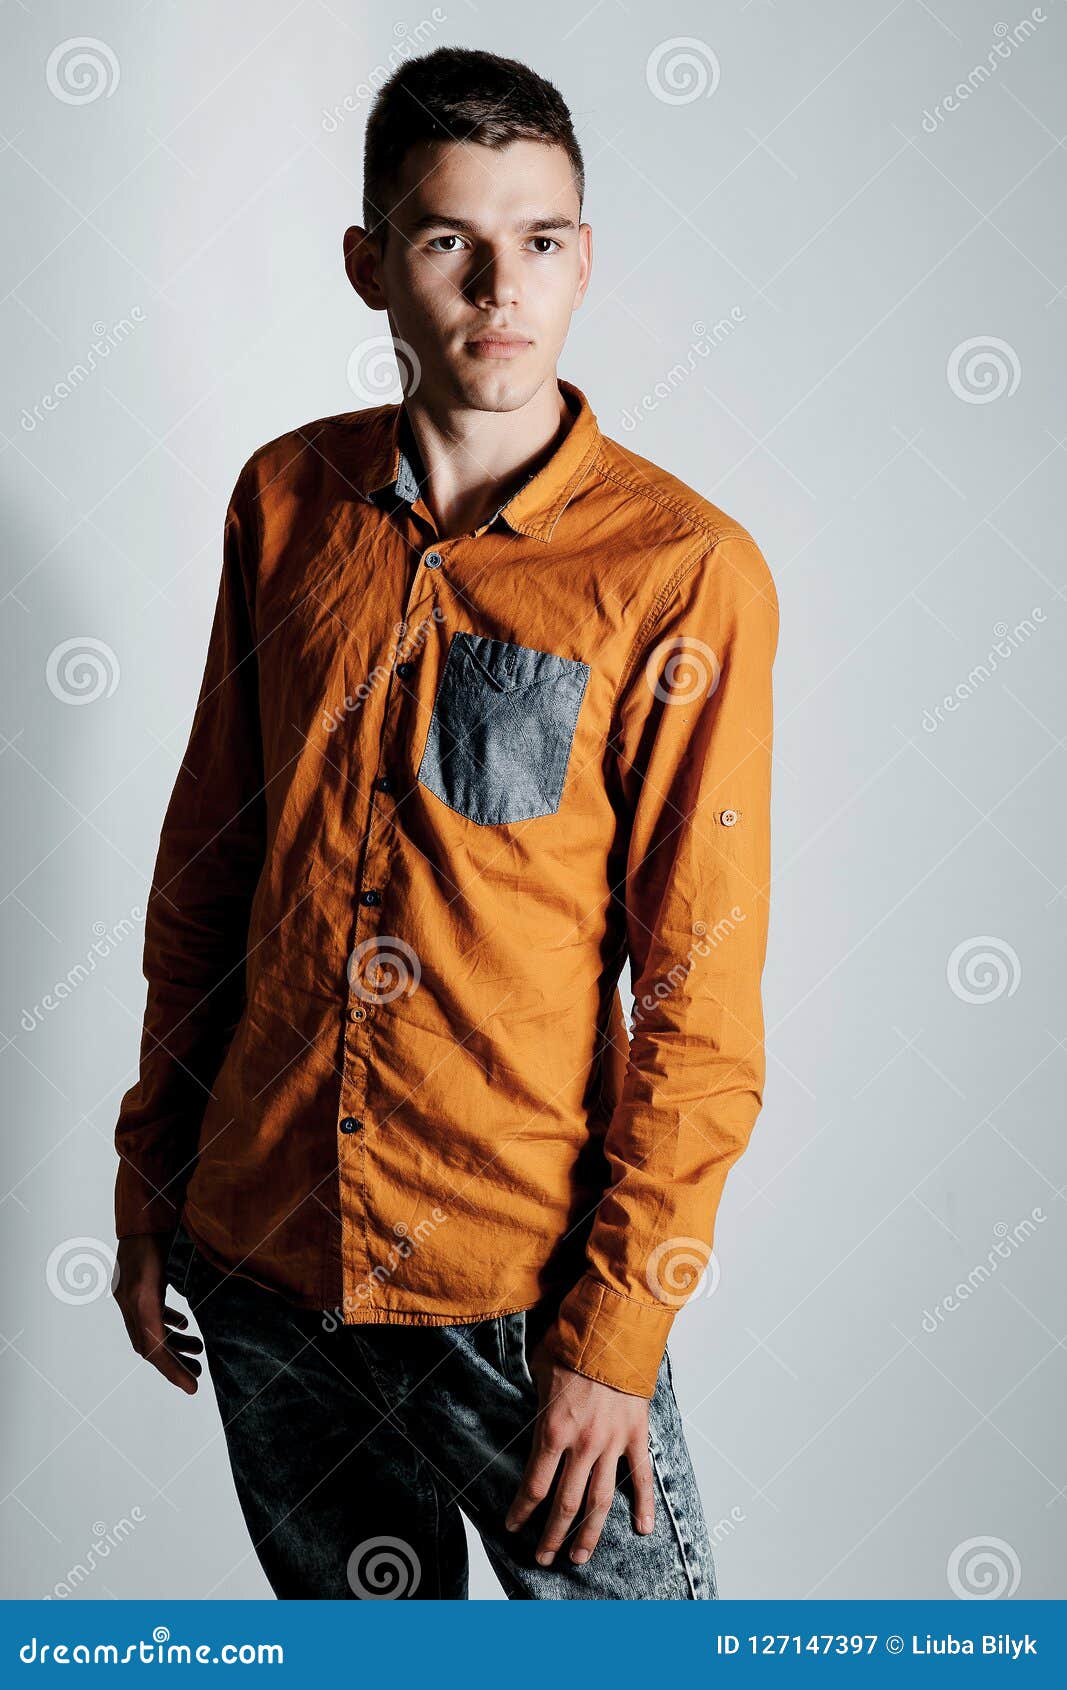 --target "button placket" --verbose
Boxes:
[336,544,446,1317]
